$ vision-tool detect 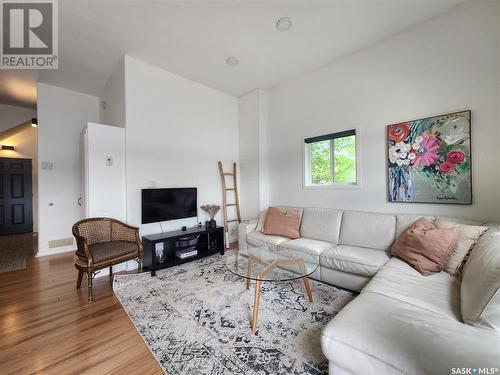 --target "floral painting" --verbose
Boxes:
[387,110,472,204]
